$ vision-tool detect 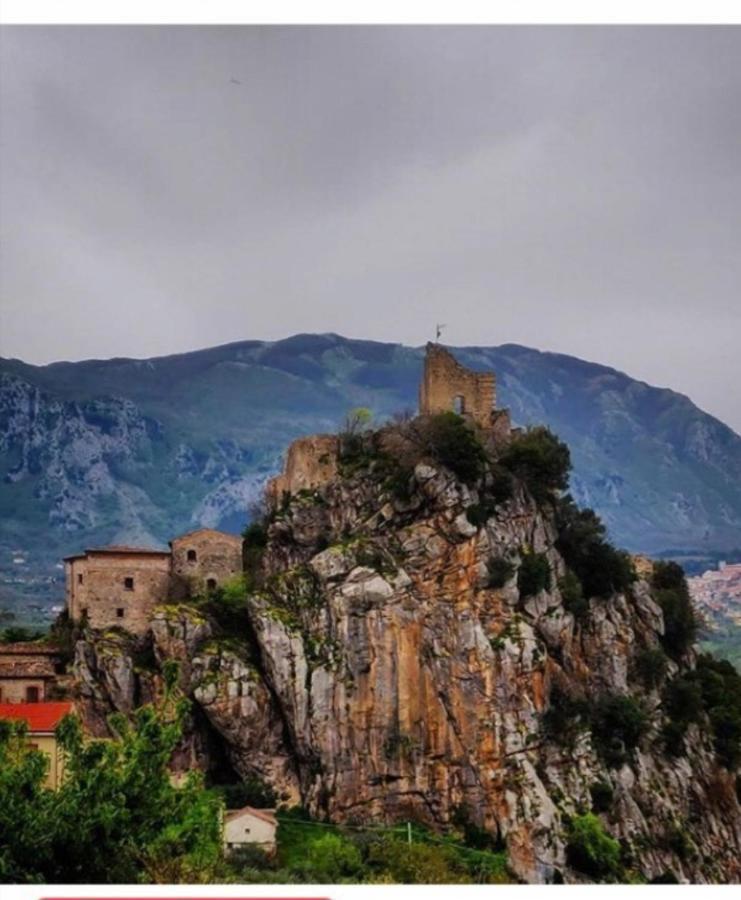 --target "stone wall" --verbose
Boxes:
[170,529,243,596]
[0,643,60,702]
[419,342,496,430]
[267,434,339,504]
[66,550,172,635]
[0,677,48,703]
